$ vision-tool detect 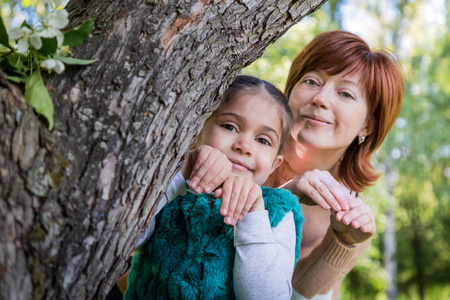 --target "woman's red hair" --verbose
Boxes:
[285,30,405,192]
